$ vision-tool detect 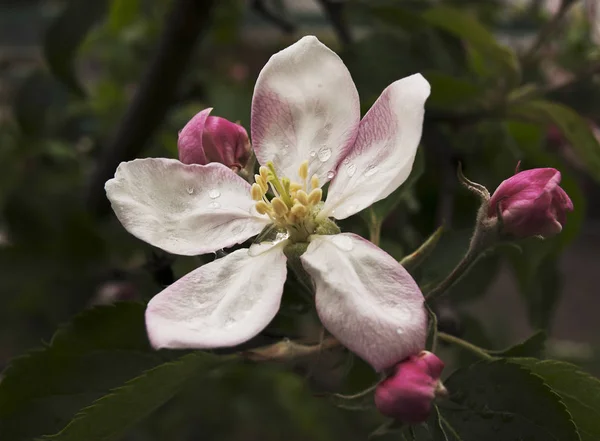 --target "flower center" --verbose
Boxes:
[251,160,324,242]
